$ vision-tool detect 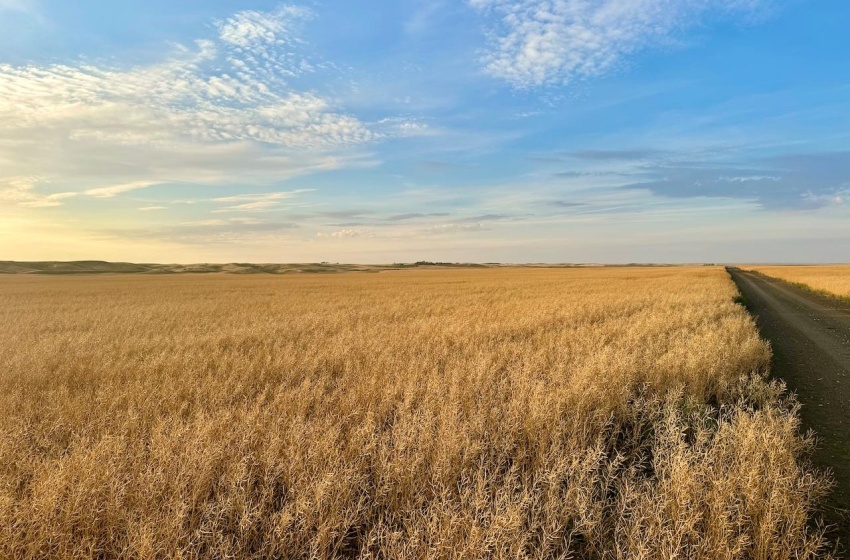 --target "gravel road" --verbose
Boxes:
[728,267,850,551]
